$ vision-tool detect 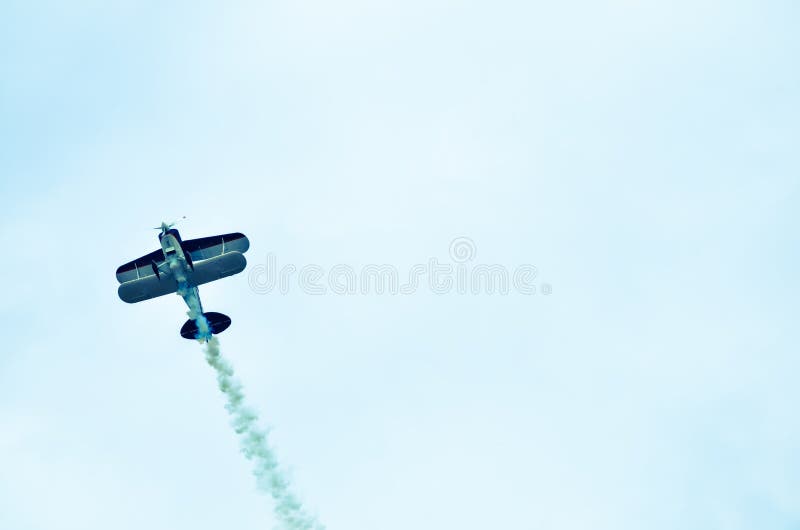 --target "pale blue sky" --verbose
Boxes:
[1,1,798,529]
